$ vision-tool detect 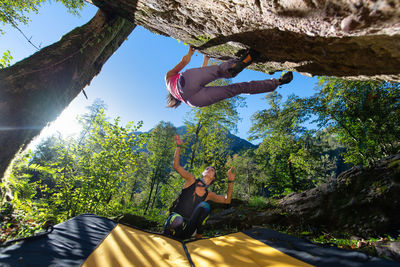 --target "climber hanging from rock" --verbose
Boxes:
[165,45,293,108]
[163,135,236,240]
